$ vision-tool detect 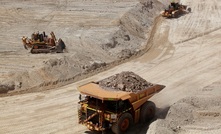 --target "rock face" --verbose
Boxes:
[98,71,153,92]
